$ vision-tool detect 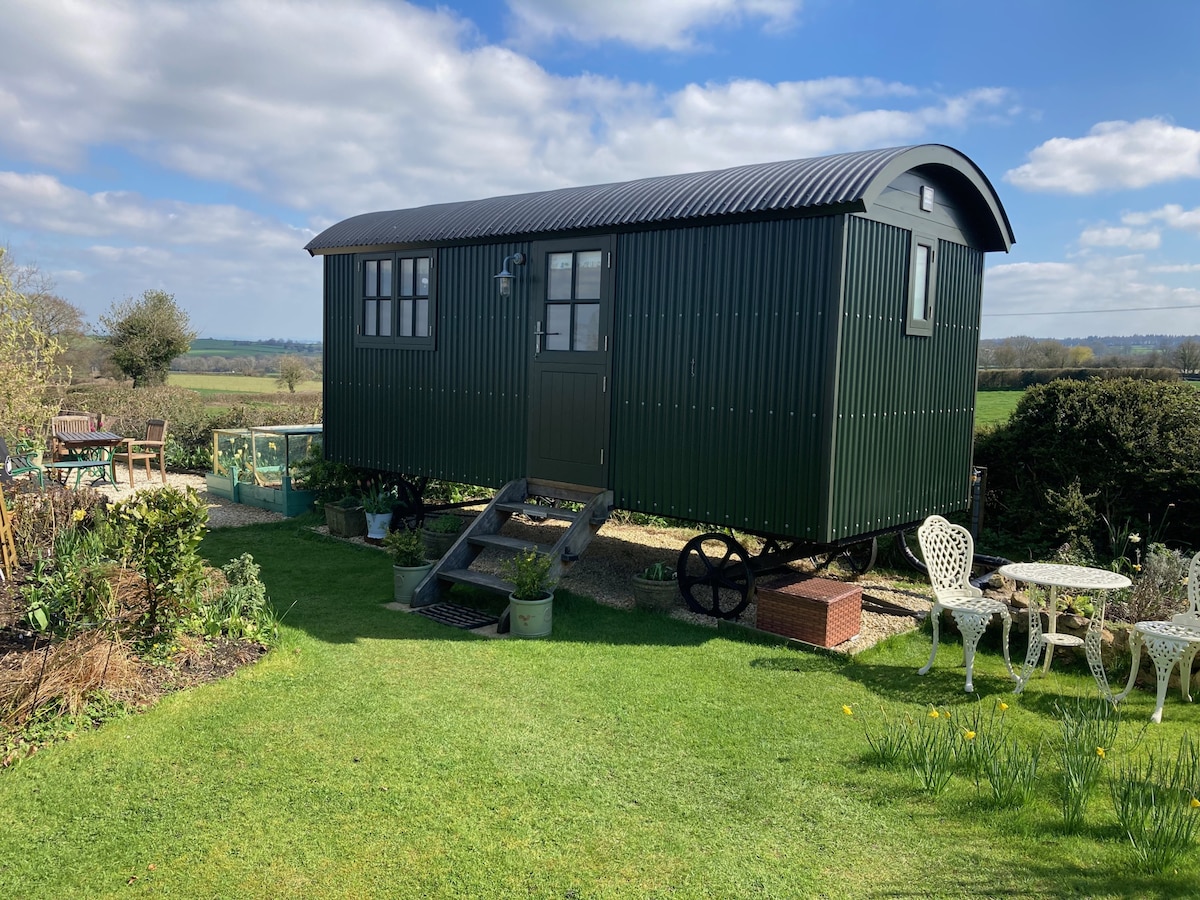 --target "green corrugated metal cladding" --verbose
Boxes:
[827,217,983,541]
[323,243,531,486]
[609,216,843,540]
